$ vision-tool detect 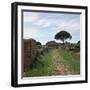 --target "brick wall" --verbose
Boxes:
[23,39,37,71]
